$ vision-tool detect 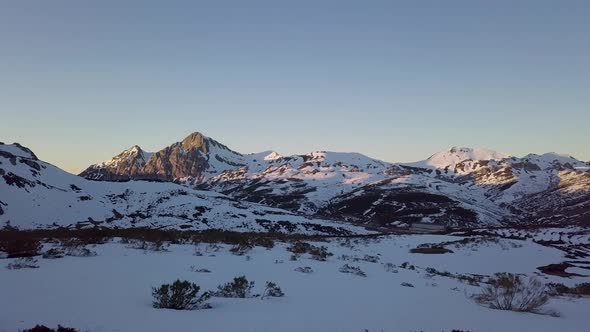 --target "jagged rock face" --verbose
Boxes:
[141,135,209,181]
[80,145,150,181]
[80,132,244,182]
